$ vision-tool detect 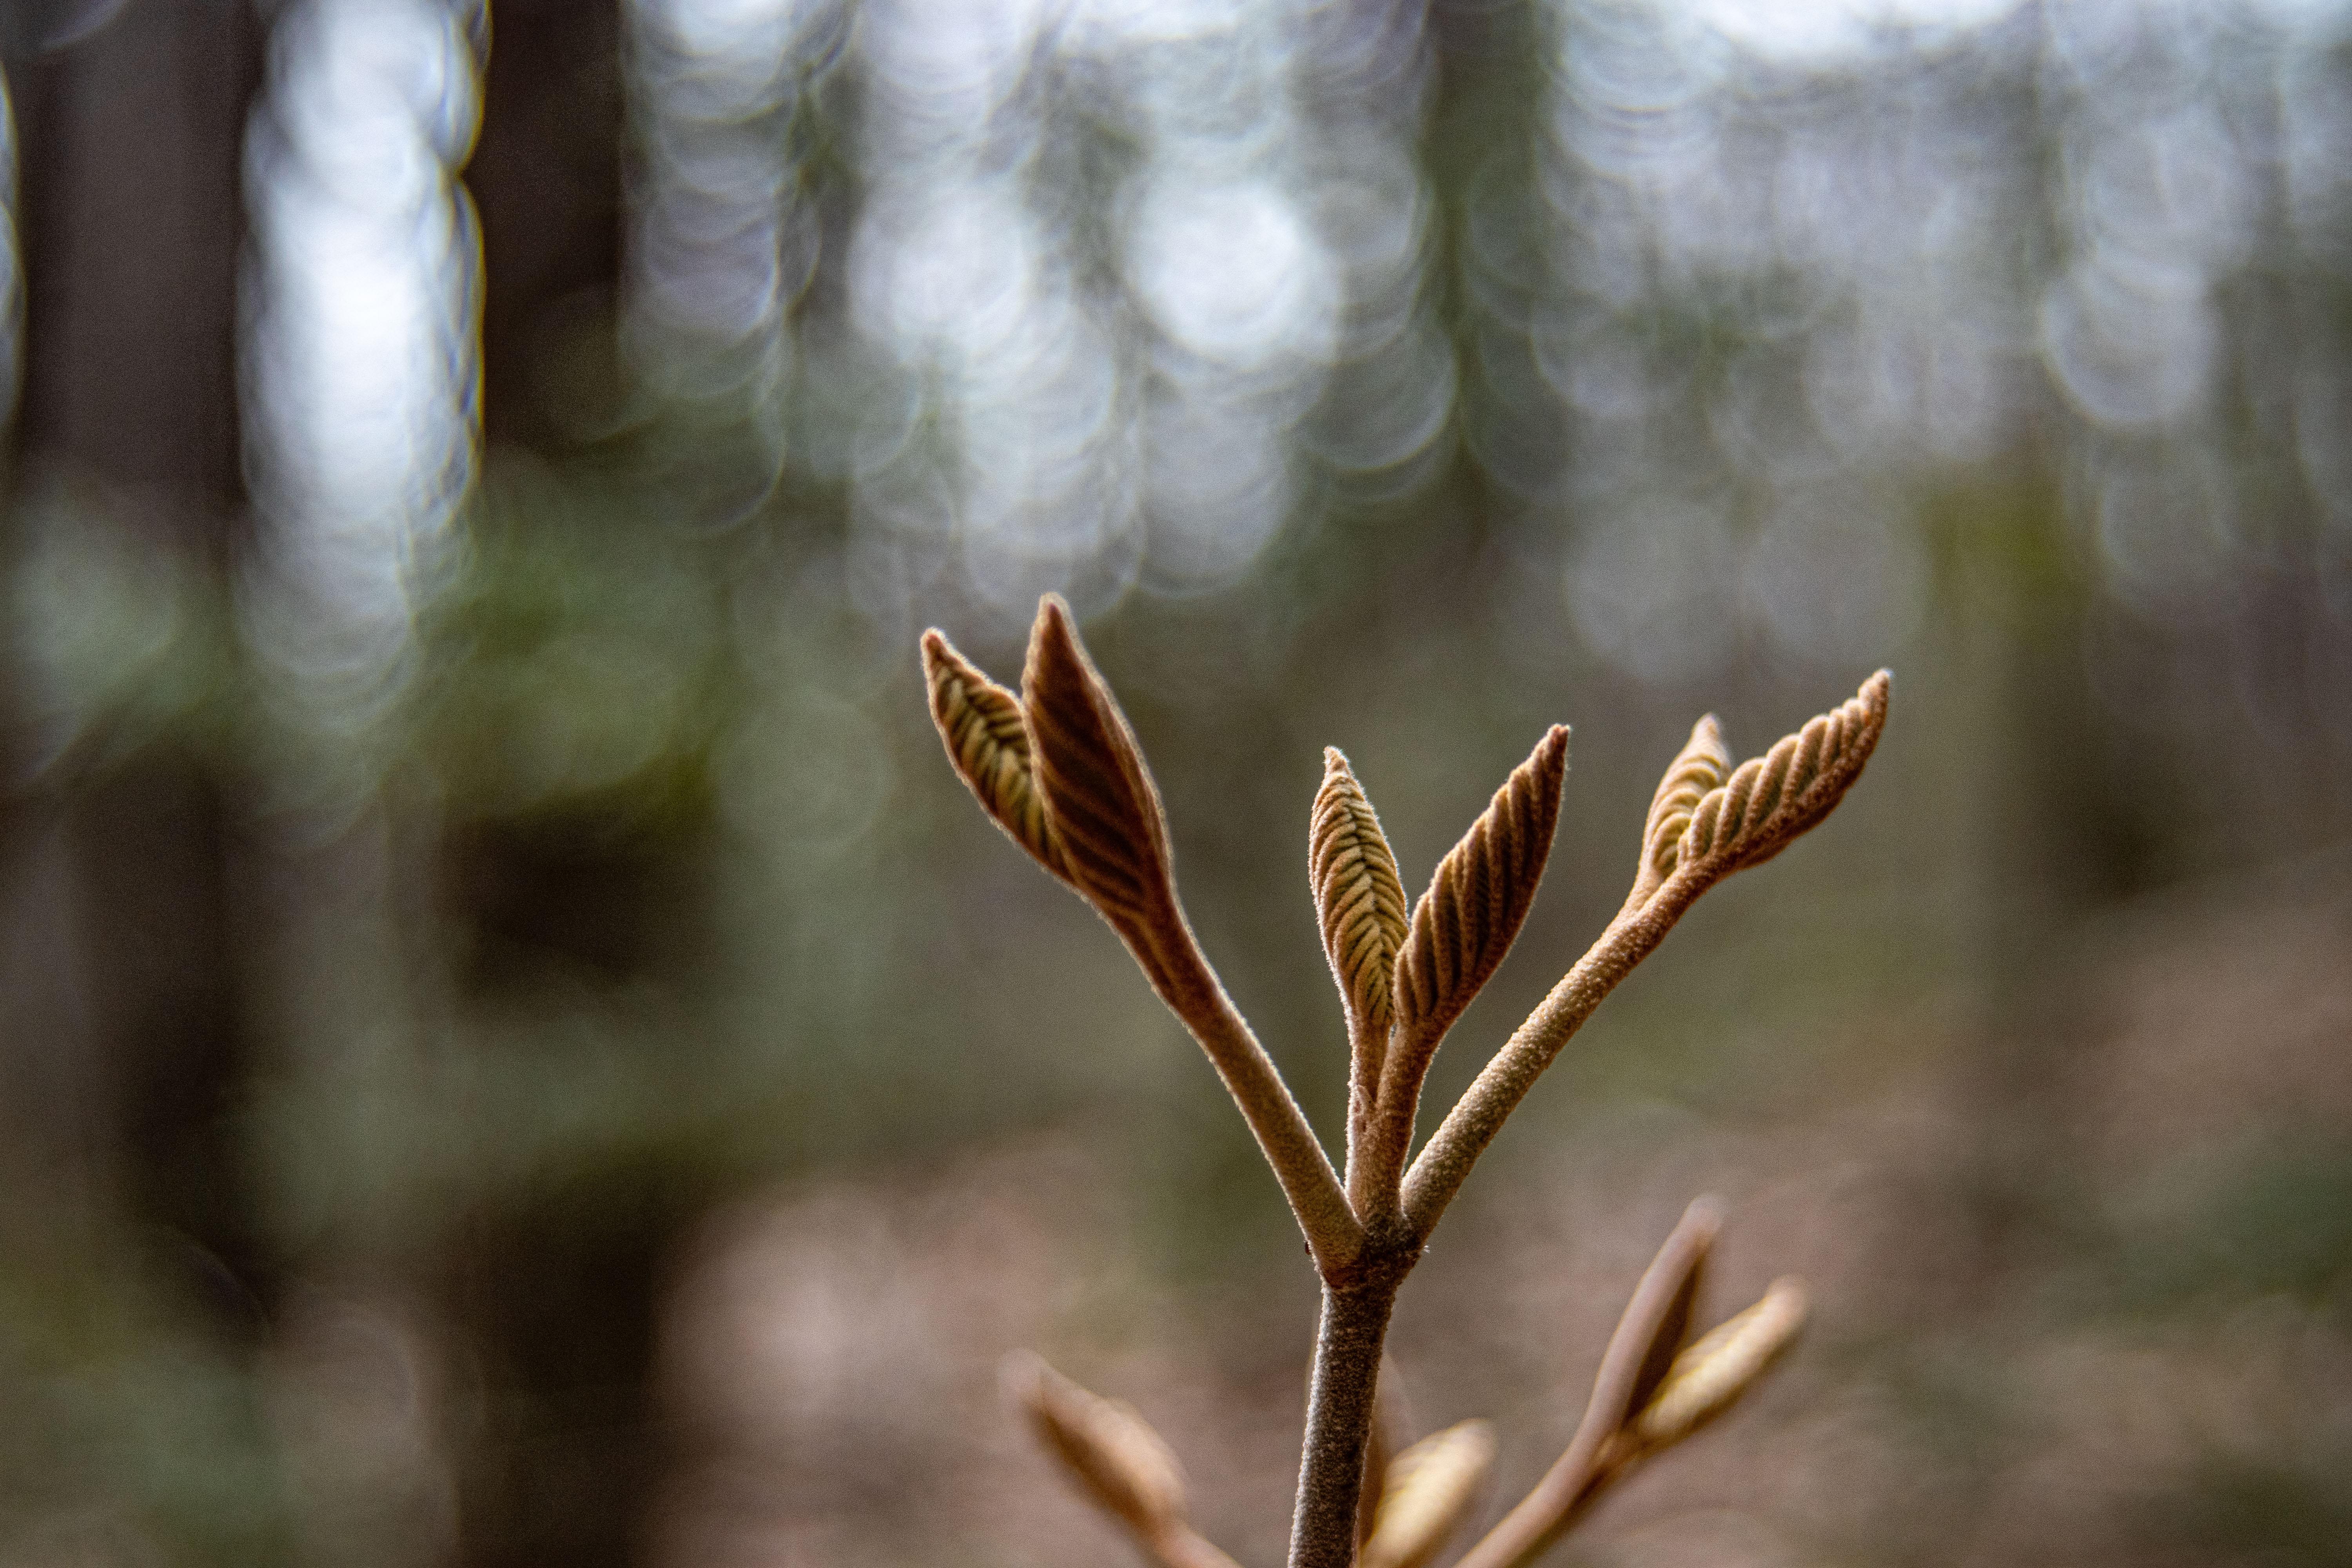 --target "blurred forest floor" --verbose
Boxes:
[648,849,2352,1568]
